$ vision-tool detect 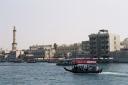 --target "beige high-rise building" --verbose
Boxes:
[89,29,120,58]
